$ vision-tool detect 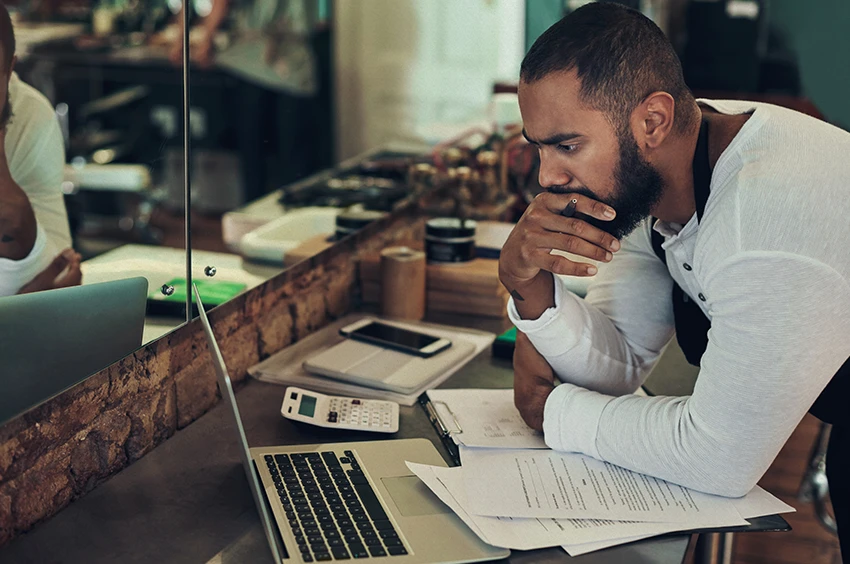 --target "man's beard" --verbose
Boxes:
[551,133,665,239]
